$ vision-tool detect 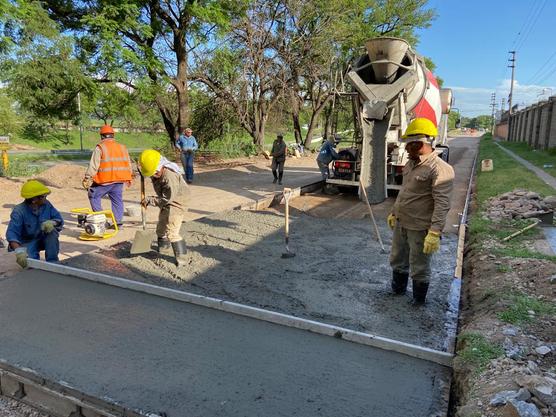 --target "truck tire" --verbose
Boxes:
[437,145,449,163]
